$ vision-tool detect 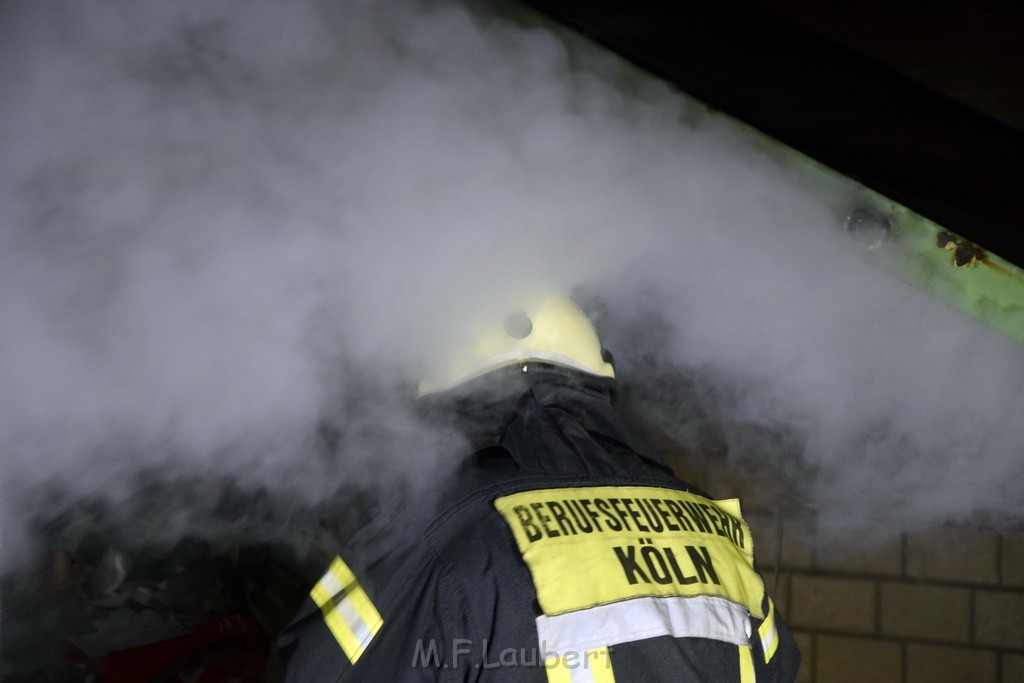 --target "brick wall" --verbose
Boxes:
[742,511,1024,682]
[634,416,1024,681]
